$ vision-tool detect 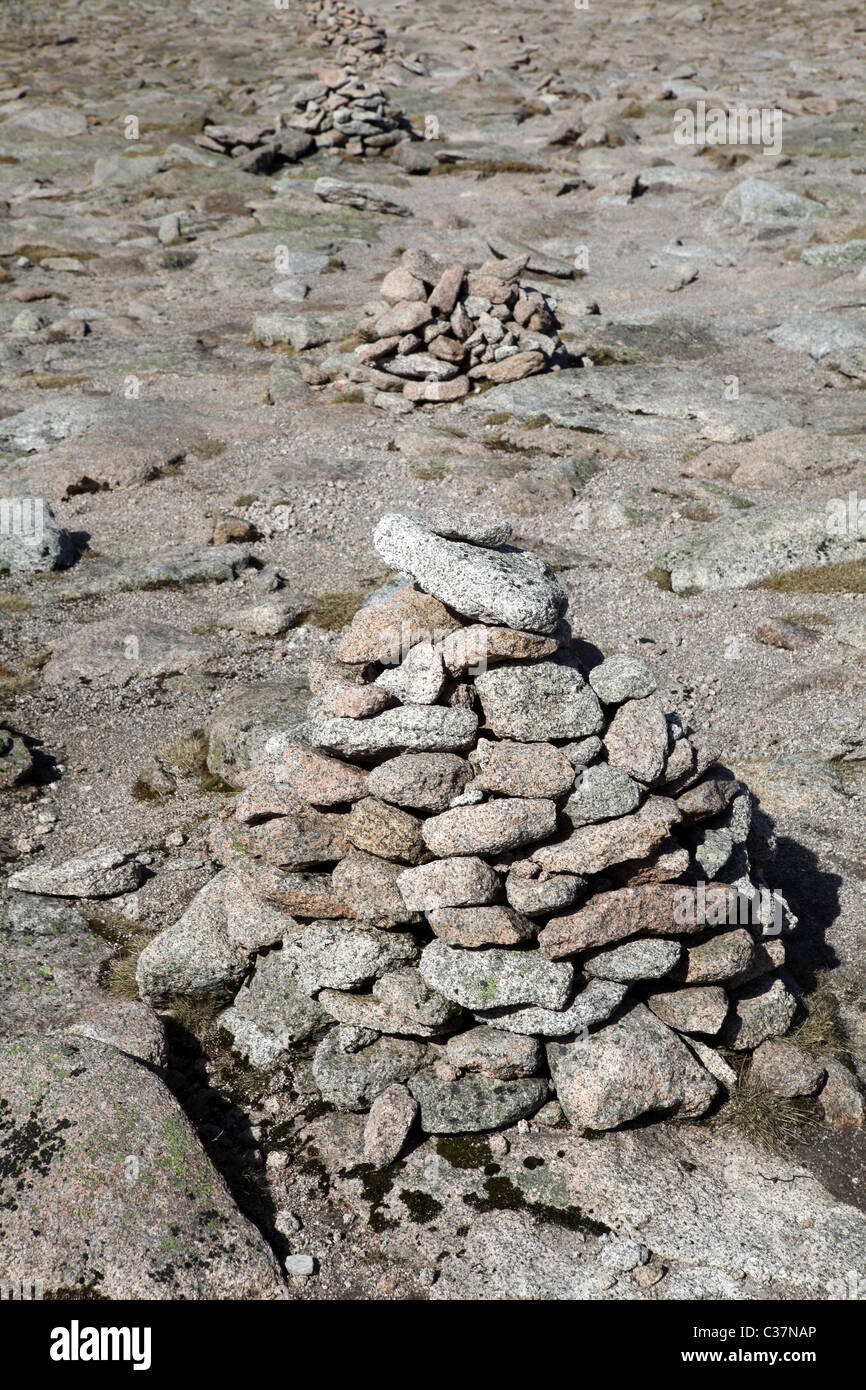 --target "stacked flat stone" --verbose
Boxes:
[195,118,317,174]
[353,250,571,408]
[137,513,805,1147]
[285,66,412,157]
[307,0,388,65]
